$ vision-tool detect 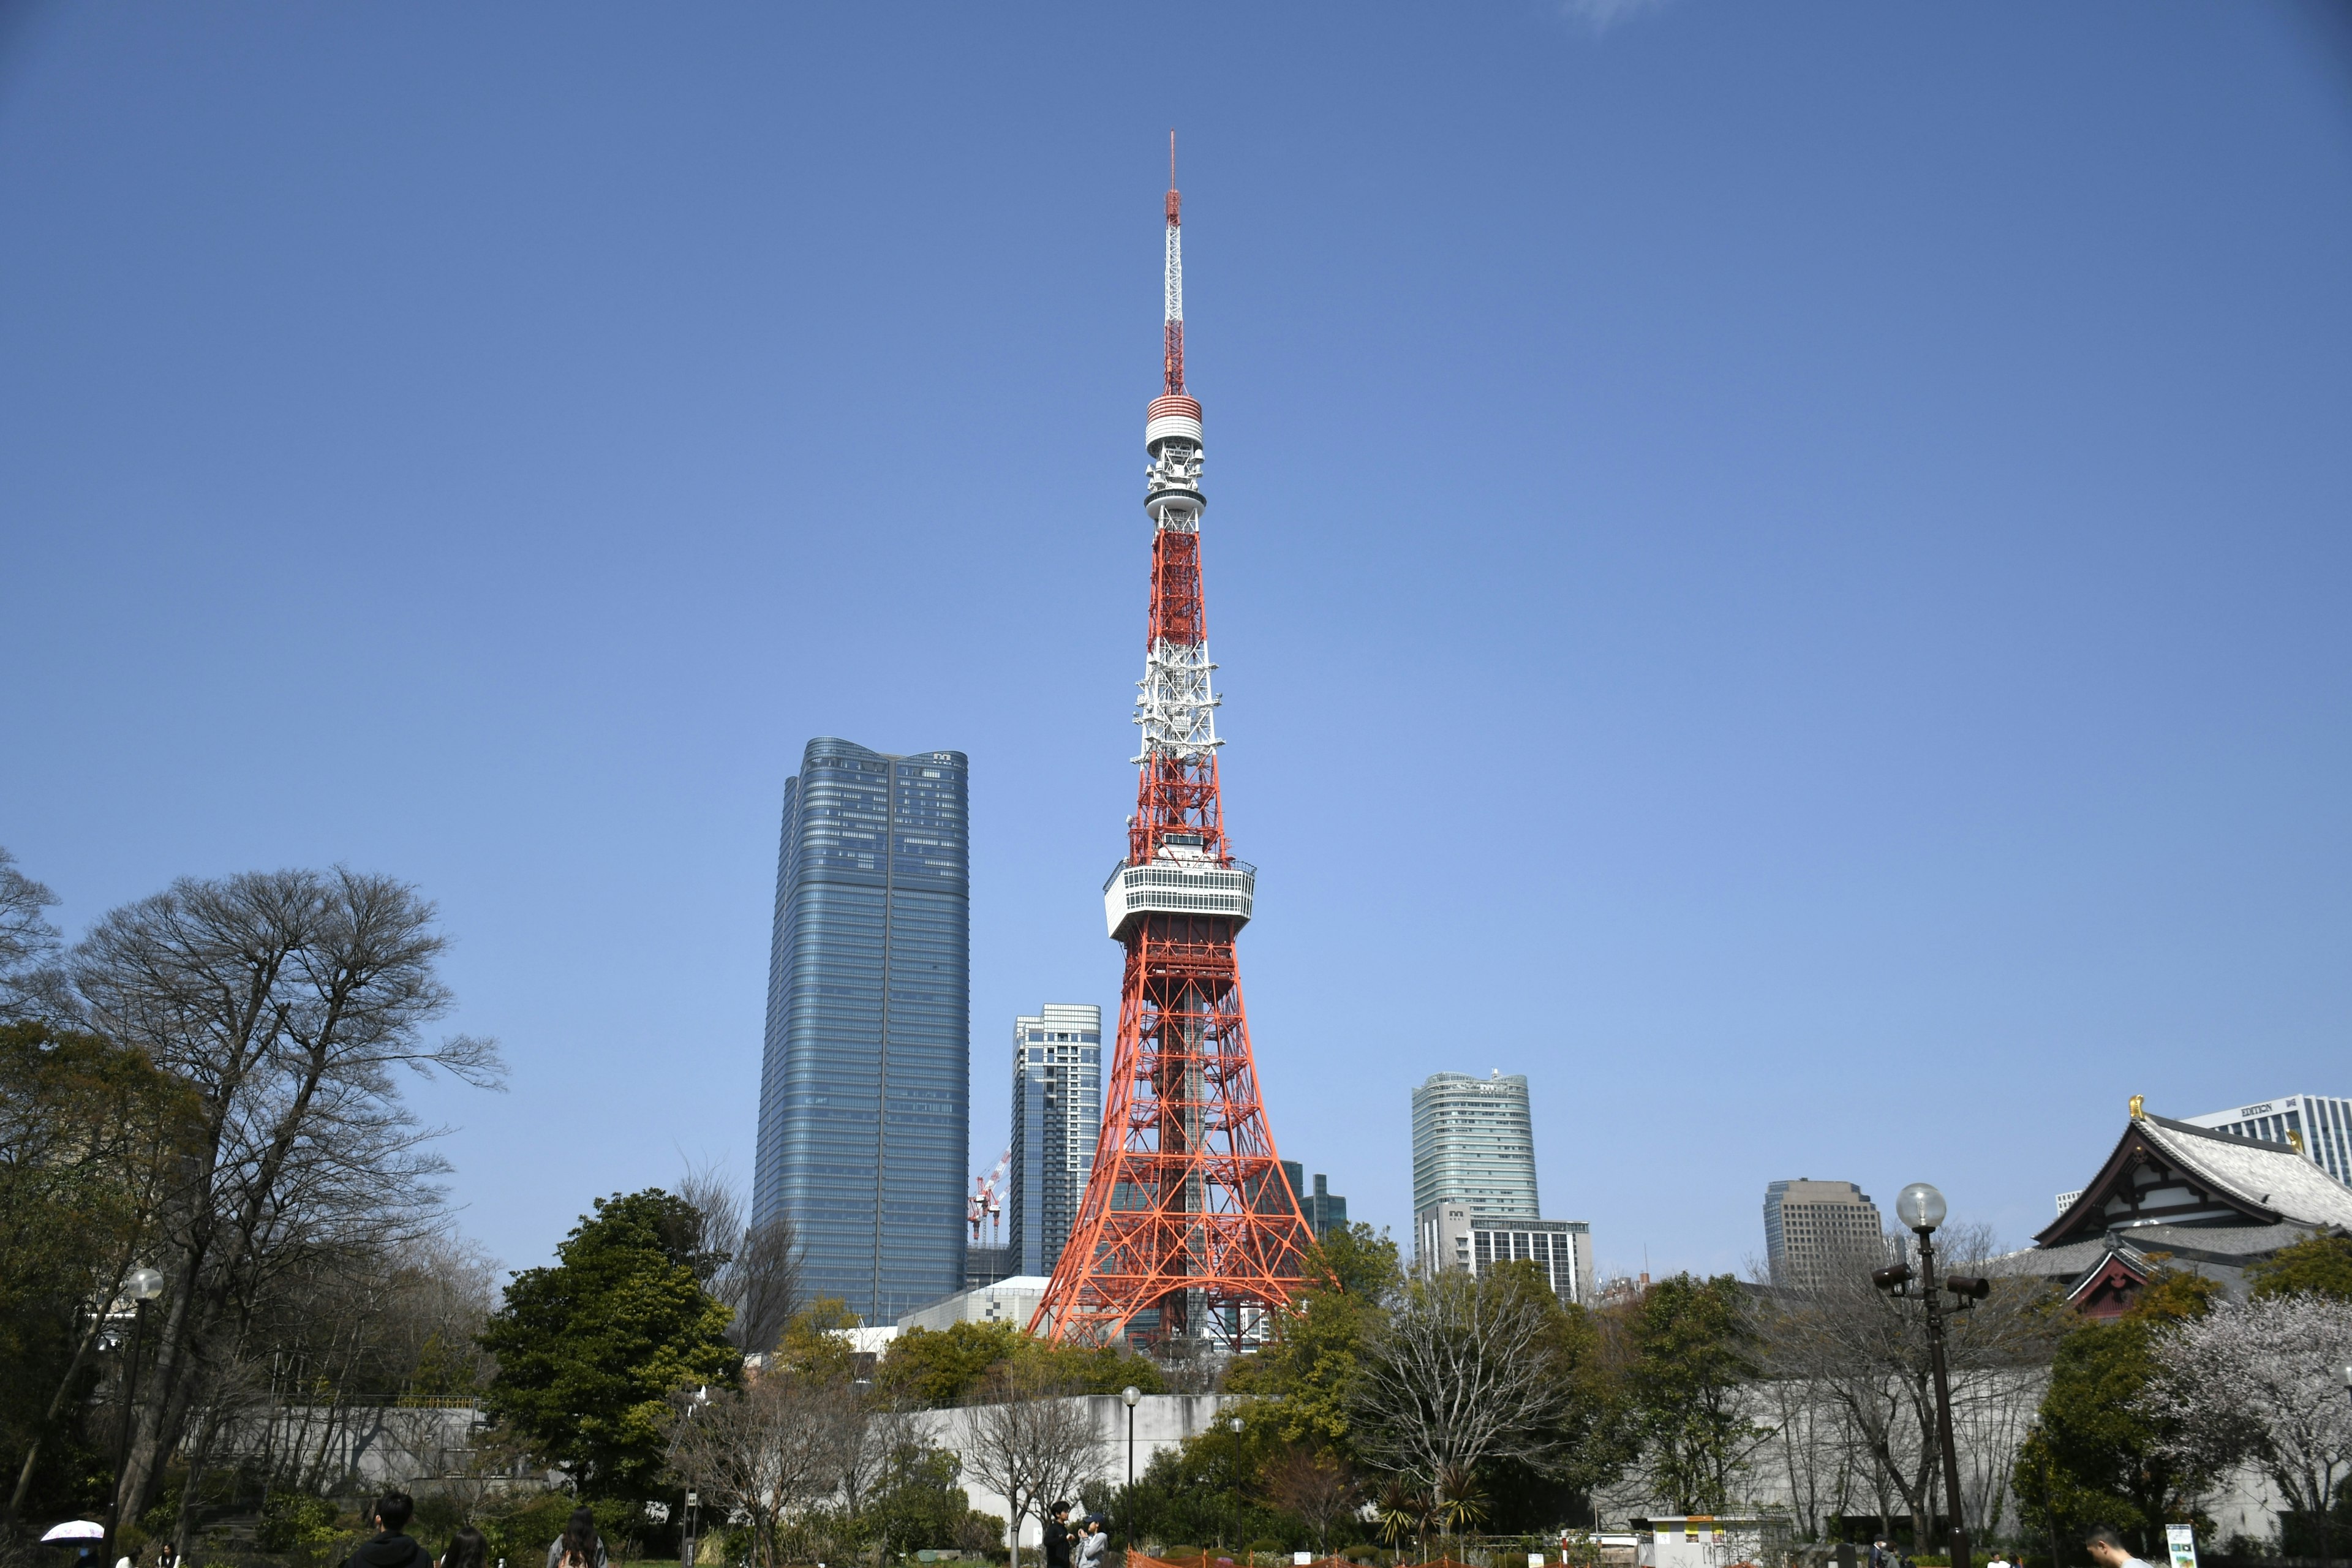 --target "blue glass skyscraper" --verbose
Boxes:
[753,737,970,1324]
